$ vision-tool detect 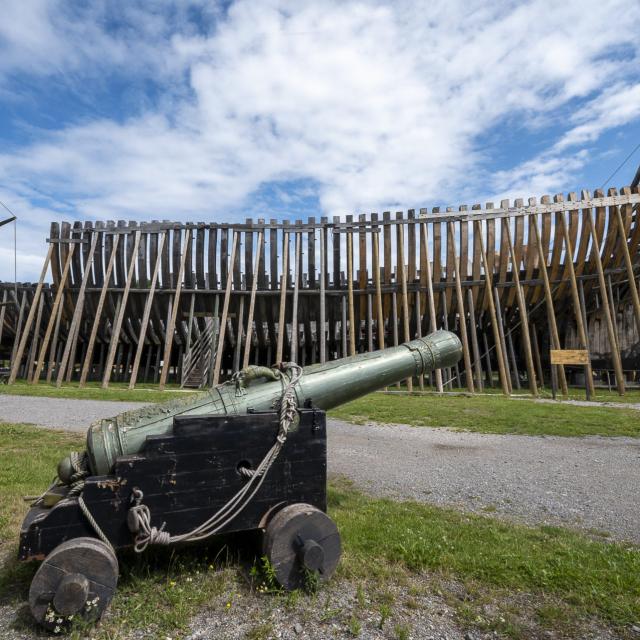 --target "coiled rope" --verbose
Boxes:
[128,362,303,552]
